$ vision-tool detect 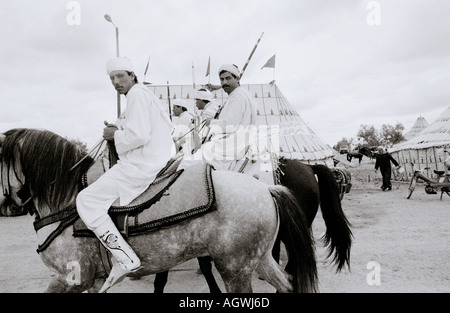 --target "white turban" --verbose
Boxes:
[218,64,240,78]
[194,89,212,101]
[106,57,135,75]
[172,99,194,113]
